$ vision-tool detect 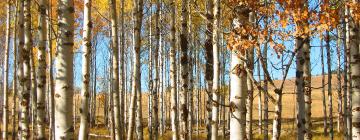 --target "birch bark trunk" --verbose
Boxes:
[54,0,75,138]
[36,0,48,138]
[78,0,92,138]
[2,0,11,138]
